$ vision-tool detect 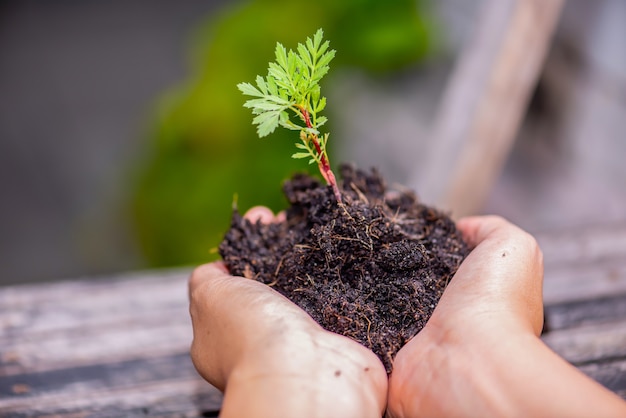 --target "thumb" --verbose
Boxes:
[440,216,544,335]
